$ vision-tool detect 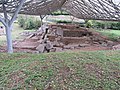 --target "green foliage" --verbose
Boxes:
[18,16,25,27]
[117,22,120,29]
[48,19,81,24]
[23,18,34,29]
[85,20,93,28]
[34,19,41,29]
[52,10,69,15]
[89,20,120,30]
[18,16,41,30]
[56,20,72,24]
